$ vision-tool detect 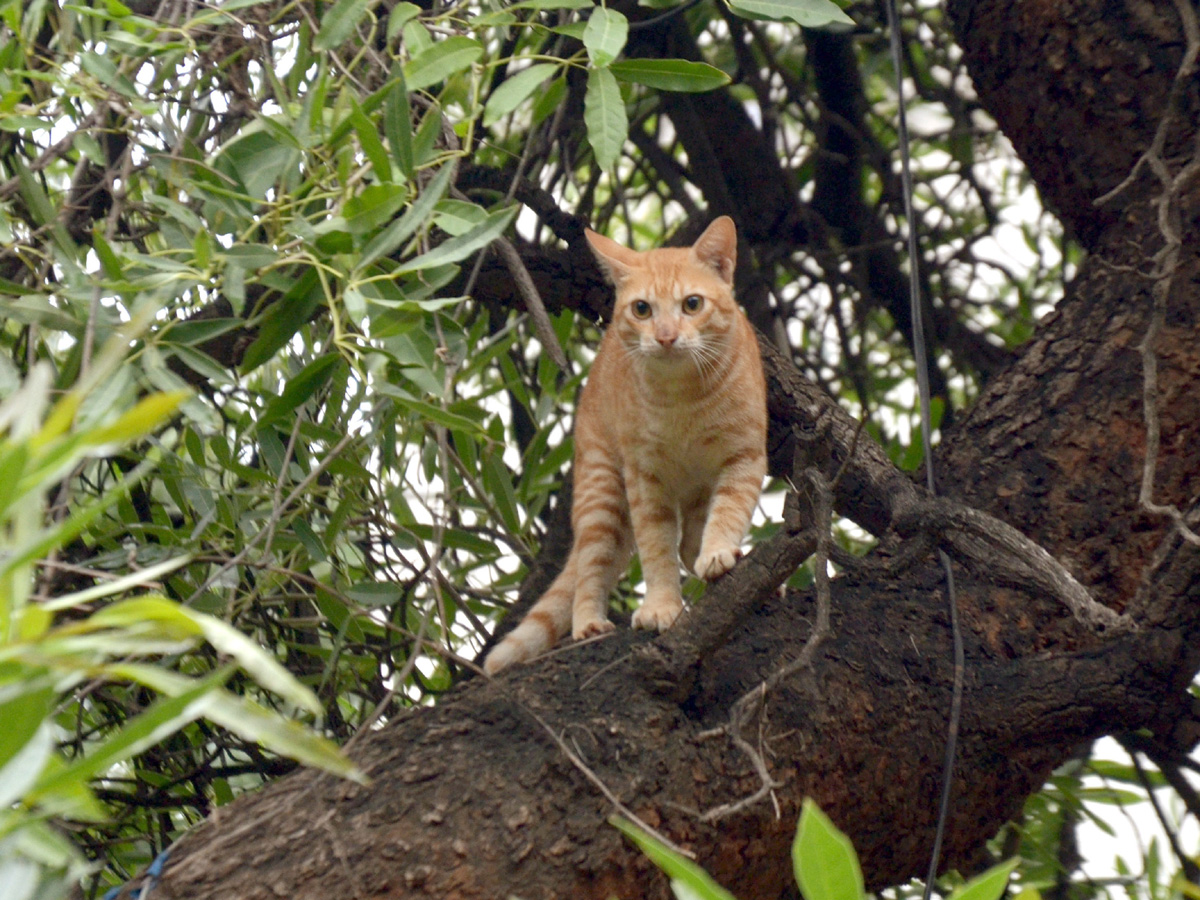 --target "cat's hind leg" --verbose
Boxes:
[483,556,575,674]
